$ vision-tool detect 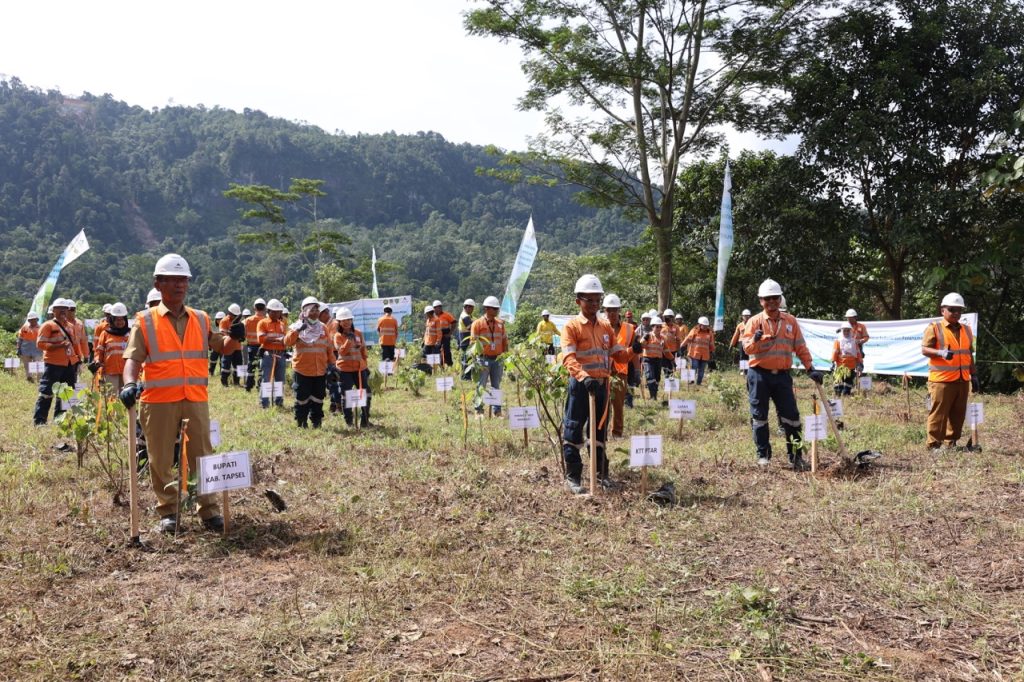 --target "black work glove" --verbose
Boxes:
[631,339,643,354]
[119,382,140,409]
[753,329,764,342]
[808,370,824,385]
[582,377,601,395]
[87,361,101,373]
[971,375,980,393]
[942,349,954,361]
